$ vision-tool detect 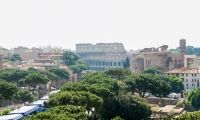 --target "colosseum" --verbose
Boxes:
[76,43,129,71]
[131,39,186,73]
